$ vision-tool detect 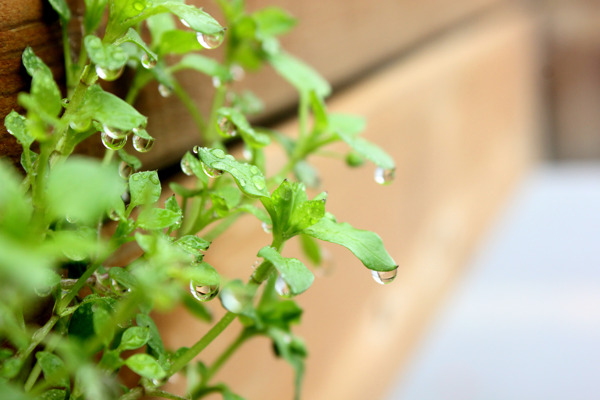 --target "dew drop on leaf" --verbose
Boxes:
[133,1,145,11]
[119,161,133,179]
[180,158,194,176]
[252,175,265,190]
[218,118,236,137]
[275,275,291,298]
[261,222,272,234]
[158,83,173,98]
[197,30,225,49]
[192,145,200,154]
[133,135,154,153]
[212,76,222,88]
[189,281,219,302]
[141,53,156,69]
[211,148,225,158]
[108,209,121,222]
[201,163,222,179]
[374,167,395,185]
[101,131,127,150]
[180,18,191,28]
[102,124,127,139]
[96,64,124,81]
[371,267,398,285]
[230,64,245,81]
